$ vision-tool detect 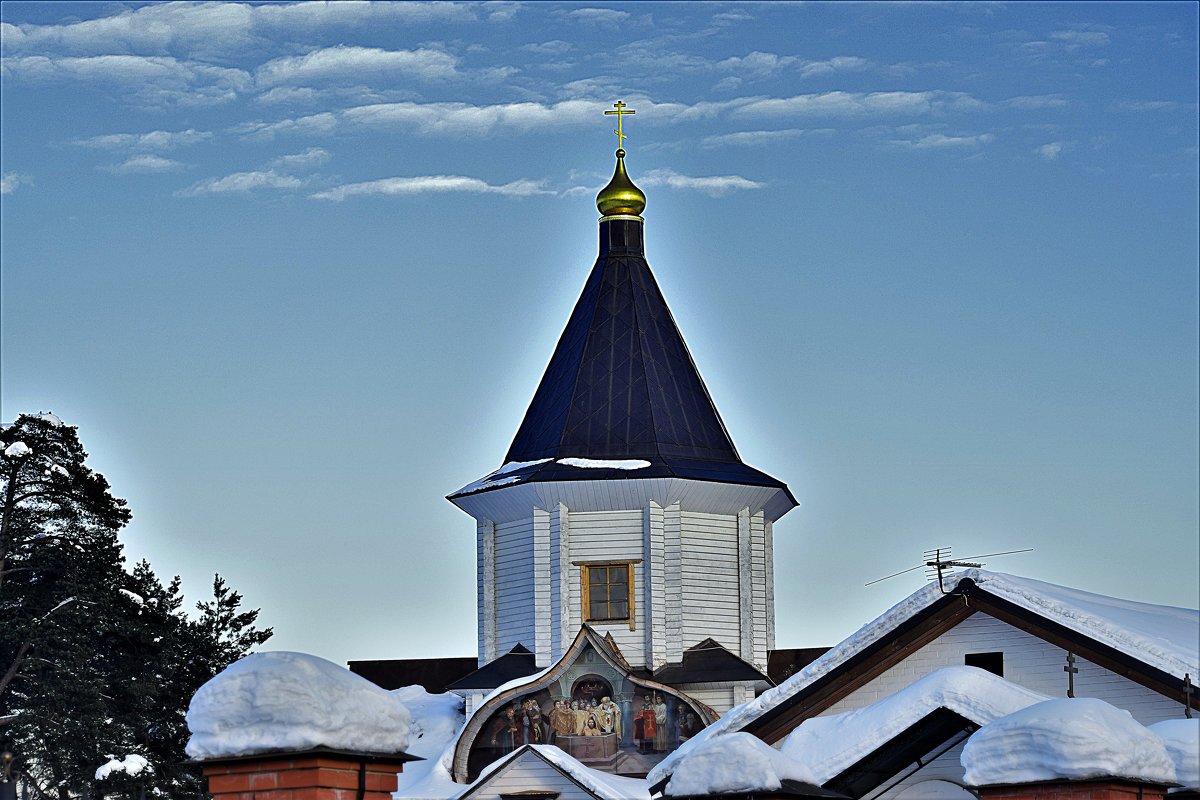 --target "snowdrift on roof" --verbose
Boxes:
[781,666,1049,783]
[186,651,411,759]
[961,697,1175,787]
[666,732,818,797]
[1148,718,1199,791]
